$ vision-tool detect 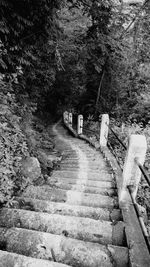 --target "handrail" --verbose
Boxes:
[64,111,150,189]
[83,126,100,141]
[107,140,123,170]
[108,124,127,150]
[135,158,150,187]
[106,122,150,188]
[63,111,150,260]
[83,127,99,134]
[128,185,150,252]
[106,120,150,249]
